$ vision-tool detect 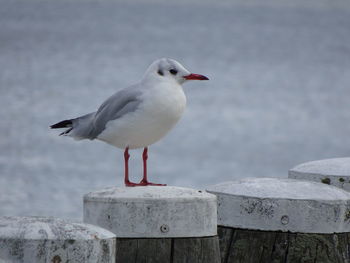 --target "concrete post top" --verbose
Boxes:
[289,158,350,177]
[206,178,350,233]
[0,216,116,240]
[289,158,350,191]
[84,186,215,203]
[207,177,350,201]
[83,186,217,238]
